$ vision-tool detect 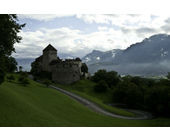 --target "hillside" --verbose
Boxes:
[0,77,170,126]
